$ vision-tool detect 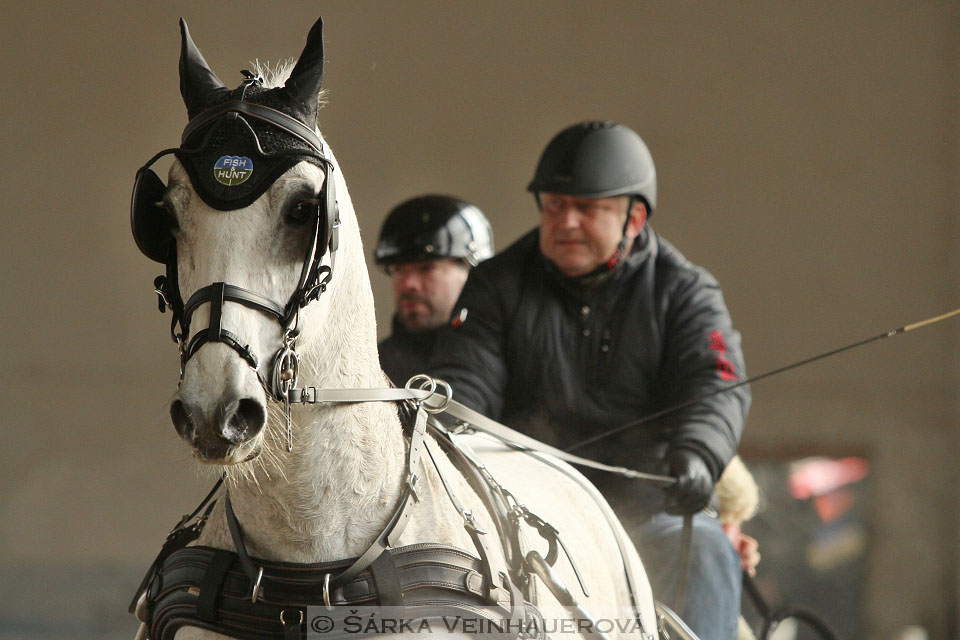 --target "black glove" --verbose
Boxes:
[661,449,714,515]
